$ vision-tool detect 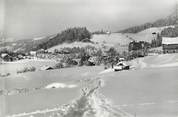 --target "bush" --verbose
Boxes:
[83,61,95,66]
[0,73,10,77]
[66,58,78,66]
[53,63,64,69]
[17,66,36,74]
